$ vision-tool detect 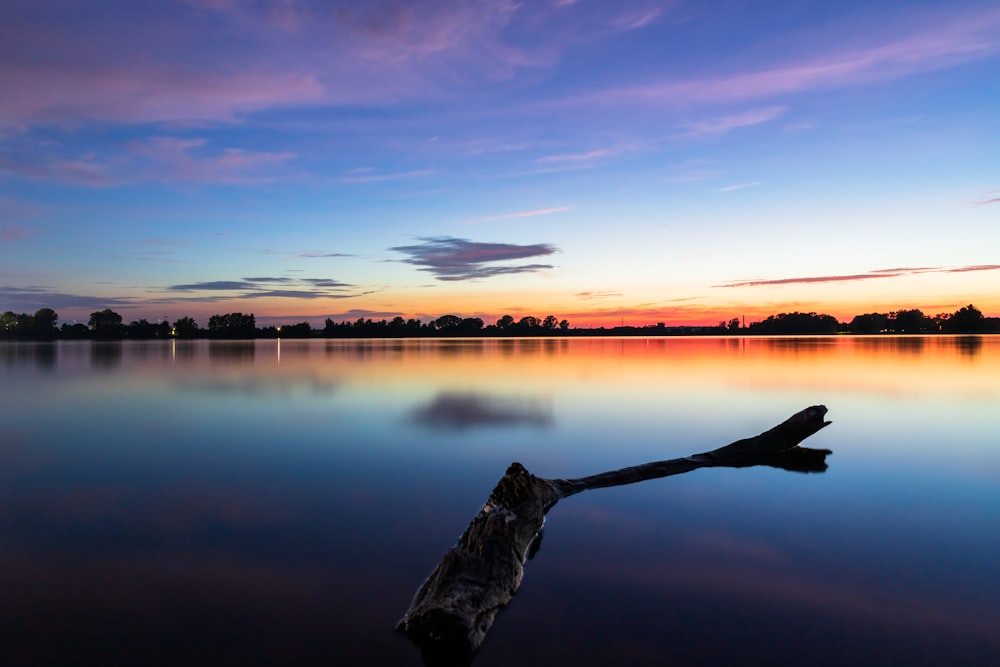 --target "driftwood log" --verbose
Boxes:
[398,405,832,665]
